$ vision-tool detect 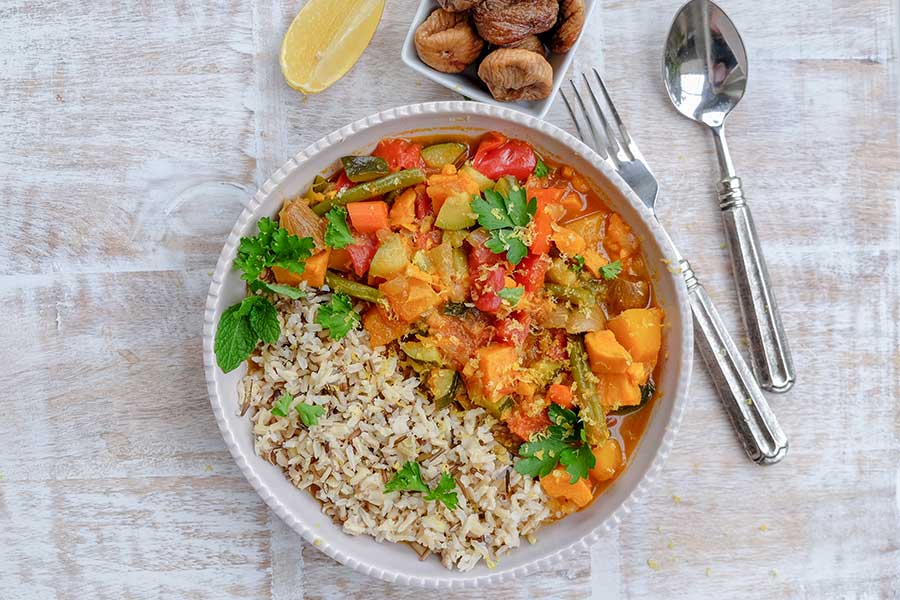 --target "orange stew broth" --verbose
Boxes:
[287,132,662,513]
